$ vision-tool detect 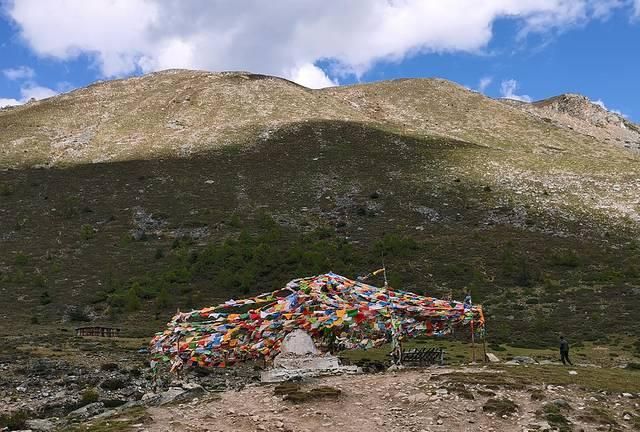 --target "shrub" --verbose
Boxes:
[229,213,242,228]
[0,410,27,430]
[483,398,518,416]
[80,224,95,241]
[100,363,119,372]
[14,252,28,266]
[154,248,164,259]
[0,182,15,196]
[40,291,51,305]
[80,388,99,405]
[67,306,91,322]
[33,274,47,288]
[125,288,141,312]
[549,249,580,267]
